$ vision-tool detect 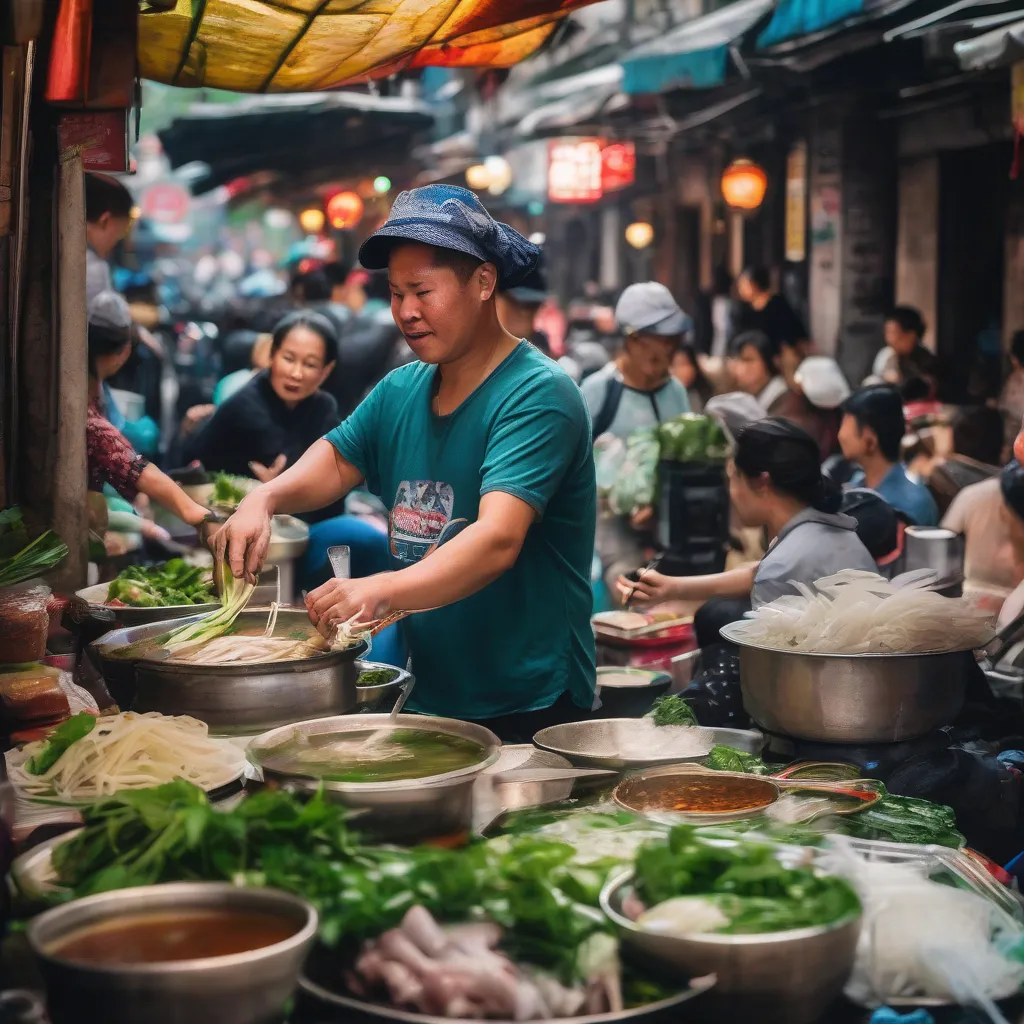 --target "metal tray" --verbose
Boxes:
[533,719,763,771]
